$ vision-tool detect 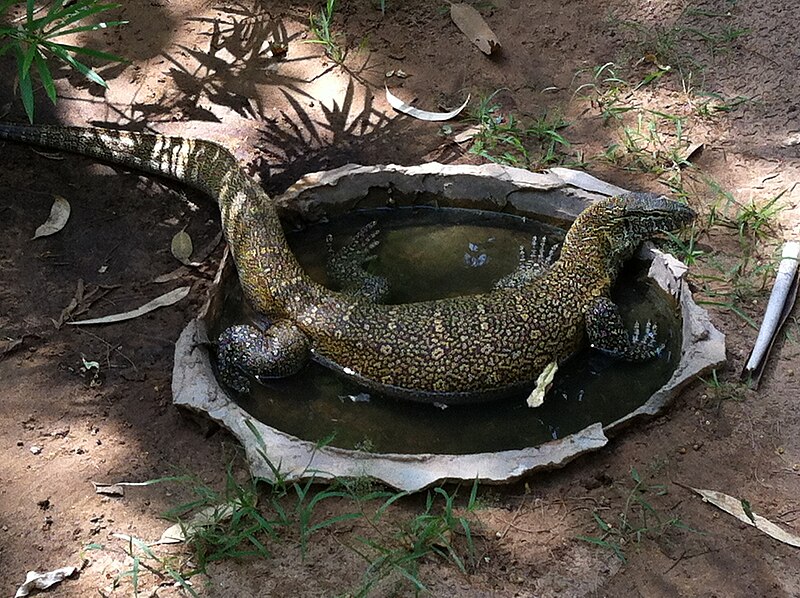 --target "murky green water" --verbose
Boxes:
[213,207,681,455]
